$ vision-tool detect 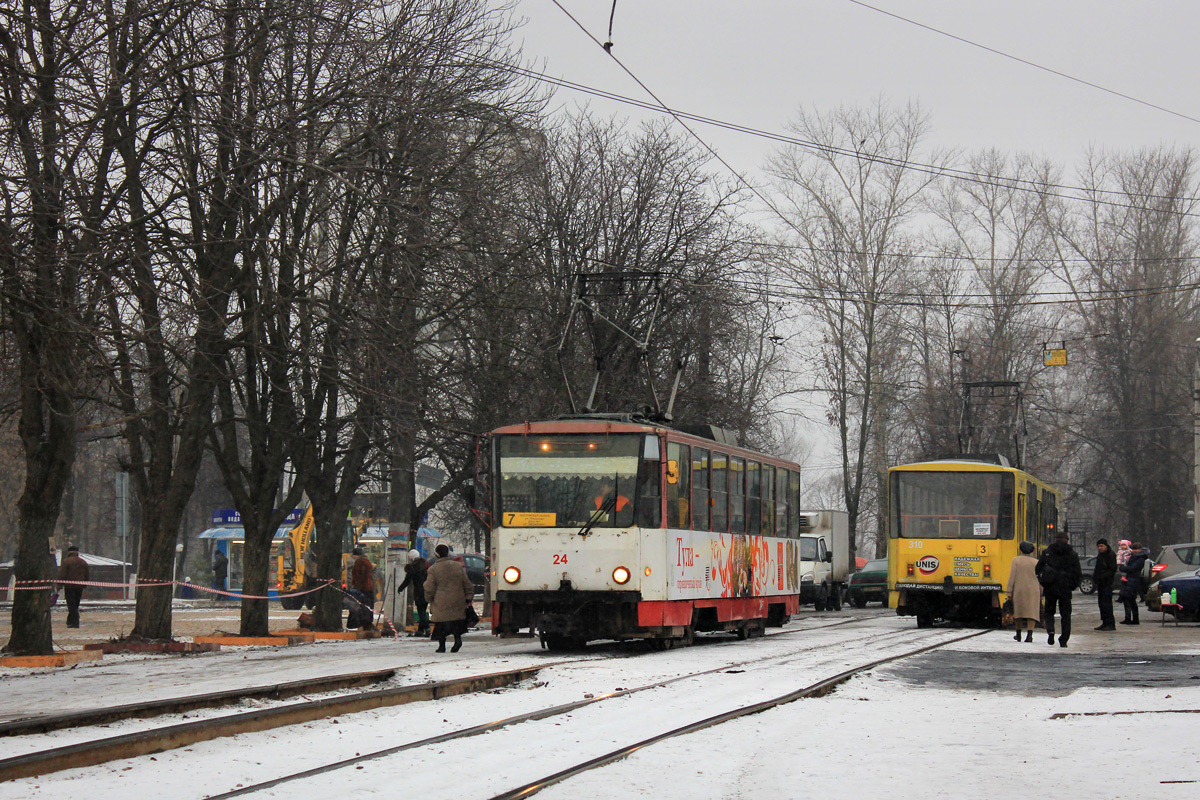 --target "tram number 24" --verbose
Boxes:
[552,554,568,565]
